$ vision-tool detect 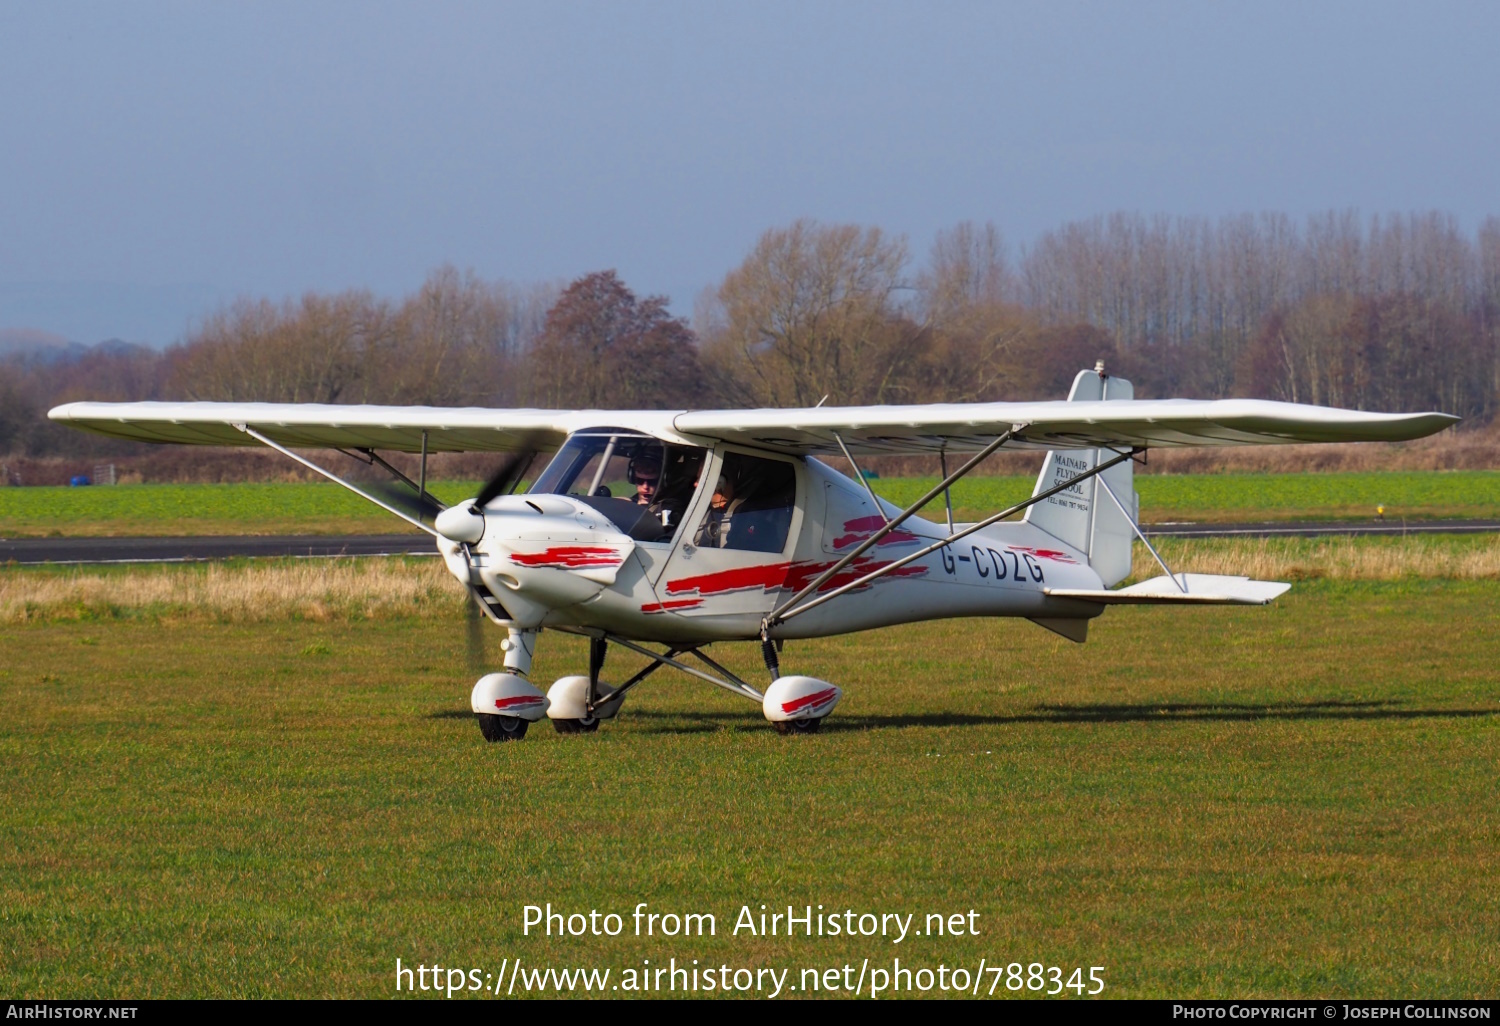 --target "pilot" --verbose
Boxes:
[629,454,662,506]
[694,475,738,548]
[630,447,701,535]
